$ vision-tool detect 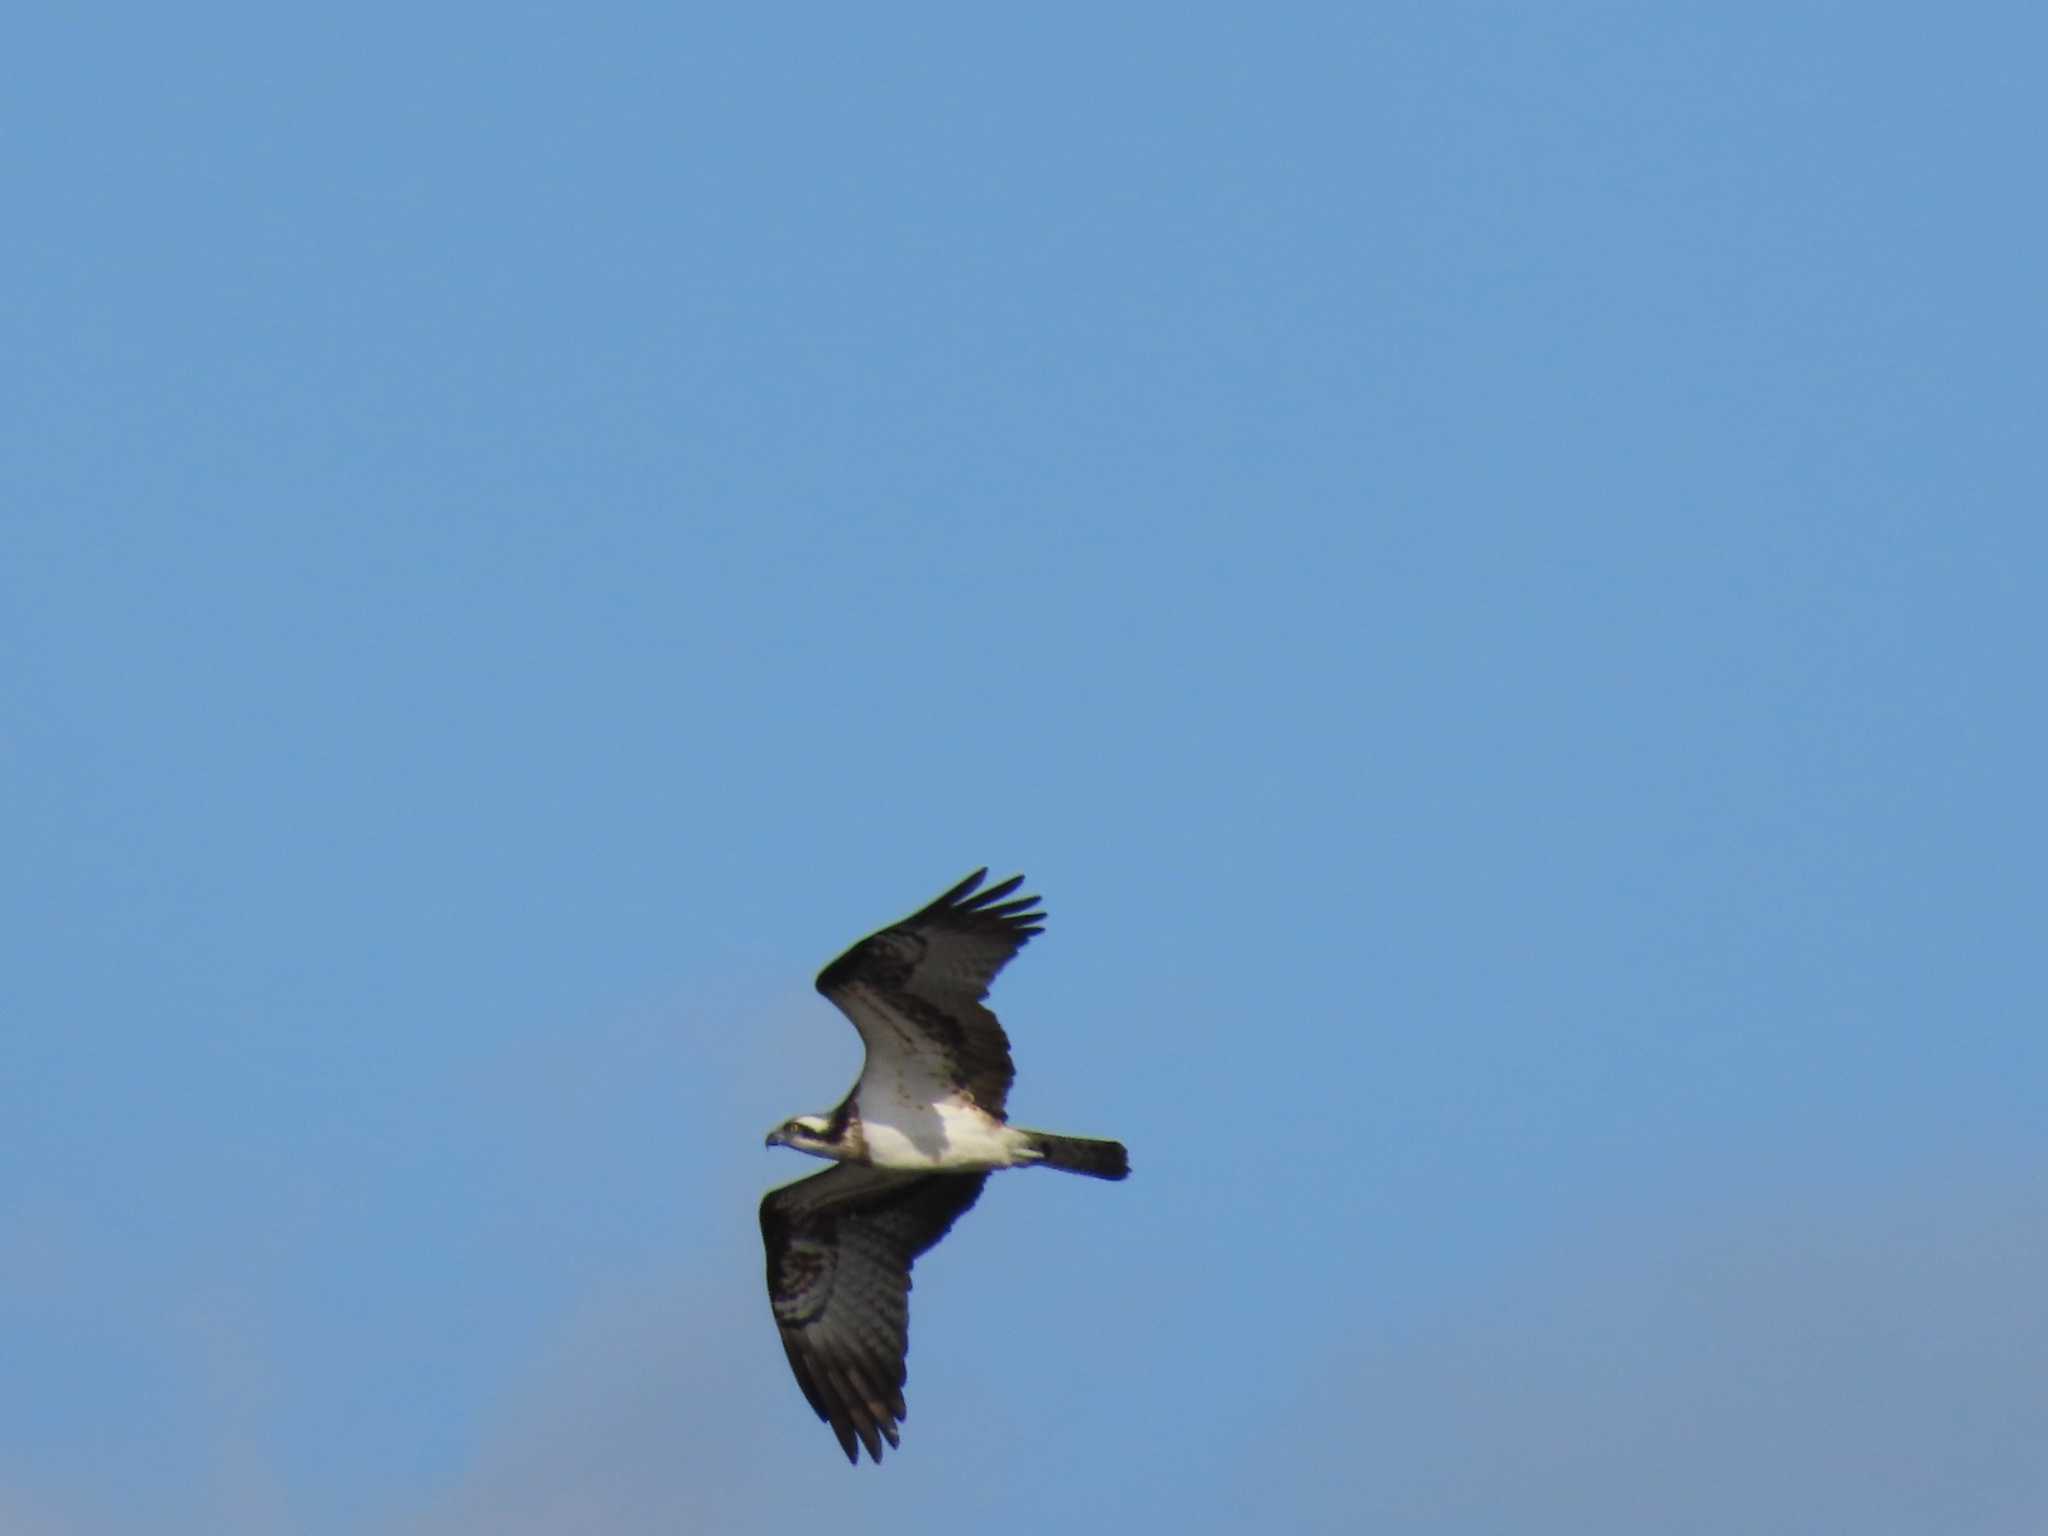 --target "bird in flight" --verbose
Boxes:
[760,869,1130,1463]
